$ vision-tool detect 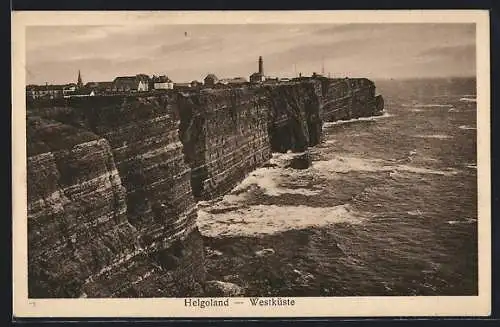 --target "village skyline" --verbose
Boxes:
[25,23,476,85]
